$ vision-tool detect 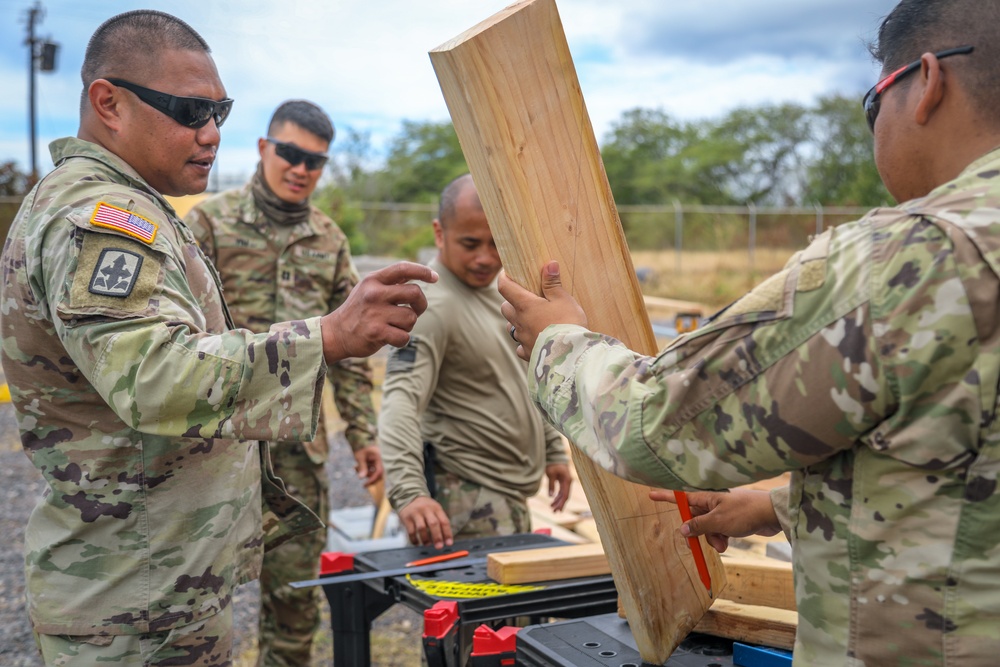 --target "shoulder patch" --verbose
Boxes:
[69,233,161,315]
[386,337,419,375]
[89,248,144,297]
[90,201,158,244]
